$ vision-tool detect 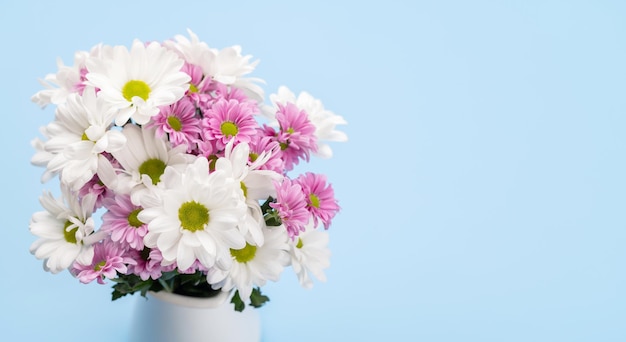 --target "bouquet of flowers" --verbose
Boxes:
[29,30,347,311]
